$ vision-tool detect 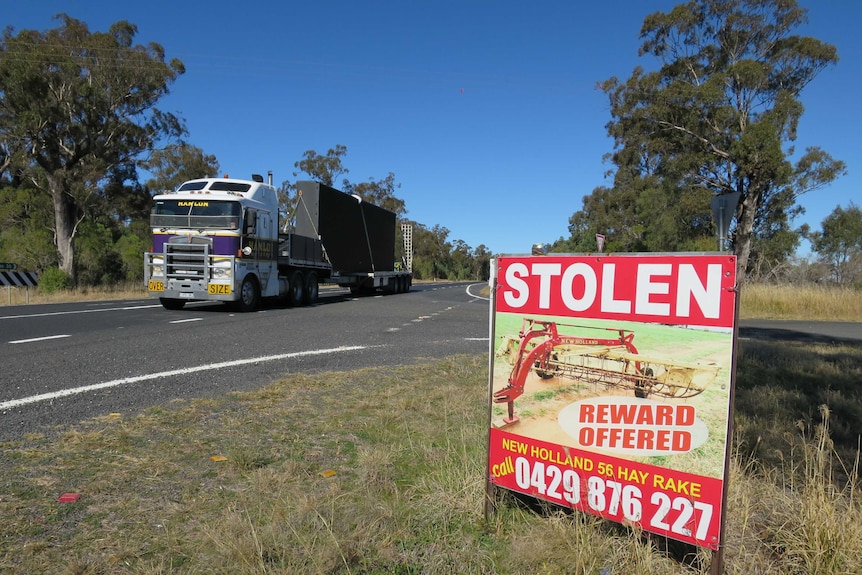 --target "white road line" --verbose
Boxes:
[0,303,163,321]
[9,334,71,344]
[466,283,490,300]
[0,345,369,411]
[170,318,203,324]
